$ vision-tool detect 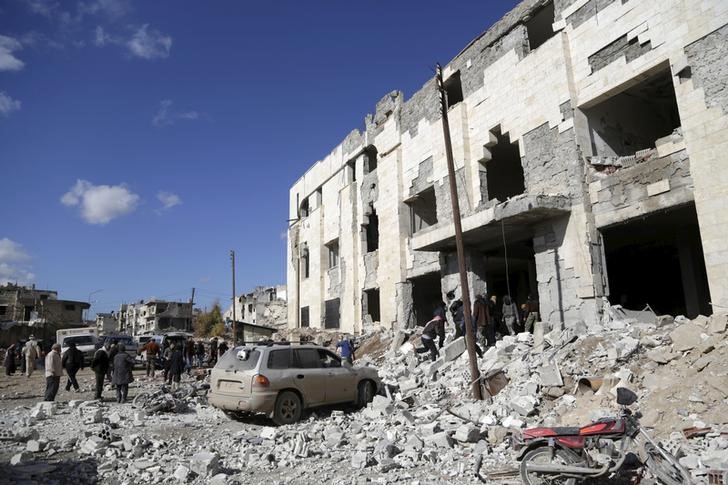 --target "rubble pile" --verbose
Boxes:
[0,310,725,484]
